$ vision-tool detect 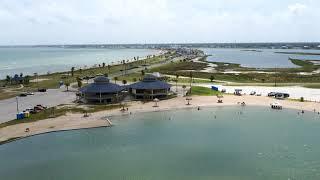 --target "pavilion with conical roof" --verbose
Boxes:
[128,74,172,100]
[79,76,124,103]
